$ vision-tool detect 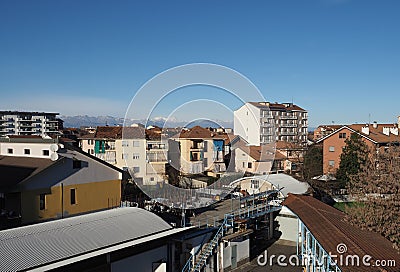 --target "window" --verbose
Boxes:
[133,167,140,173]
[329,146,335,152]
[339,133,347,139]
[43,150,50,156]
[24,149,30,155]
[122,153,128,160]
[150,177,154,182]
[243,162,246,168]
[329,160,335,167]
[70,189,76,205]
[251,179,259,189]
[133,141,140,147]
[248,162,253,168]
[7,148,13,154]
[132,153,140,159]
[39,194,46,210]
[122,140,129,147]
[73,160,82,169]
